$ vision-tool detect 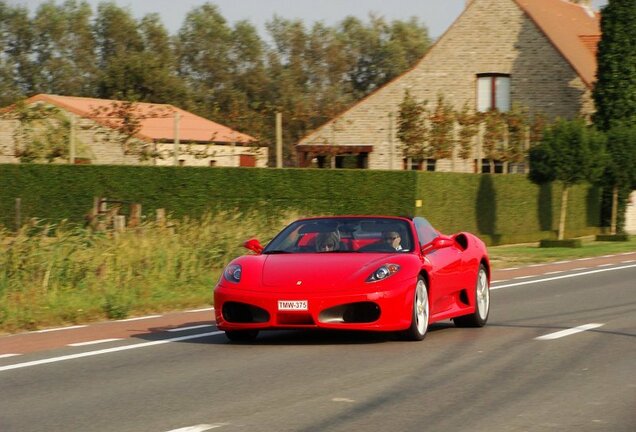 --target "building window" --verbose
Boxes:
[209,160,217,167]
[477,73,510,112]
[178,159,186,166]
